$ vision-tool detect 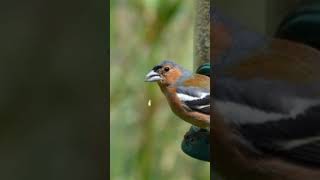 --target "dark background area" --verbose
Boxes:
[0,0,108,179]
[215,0,301,34]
